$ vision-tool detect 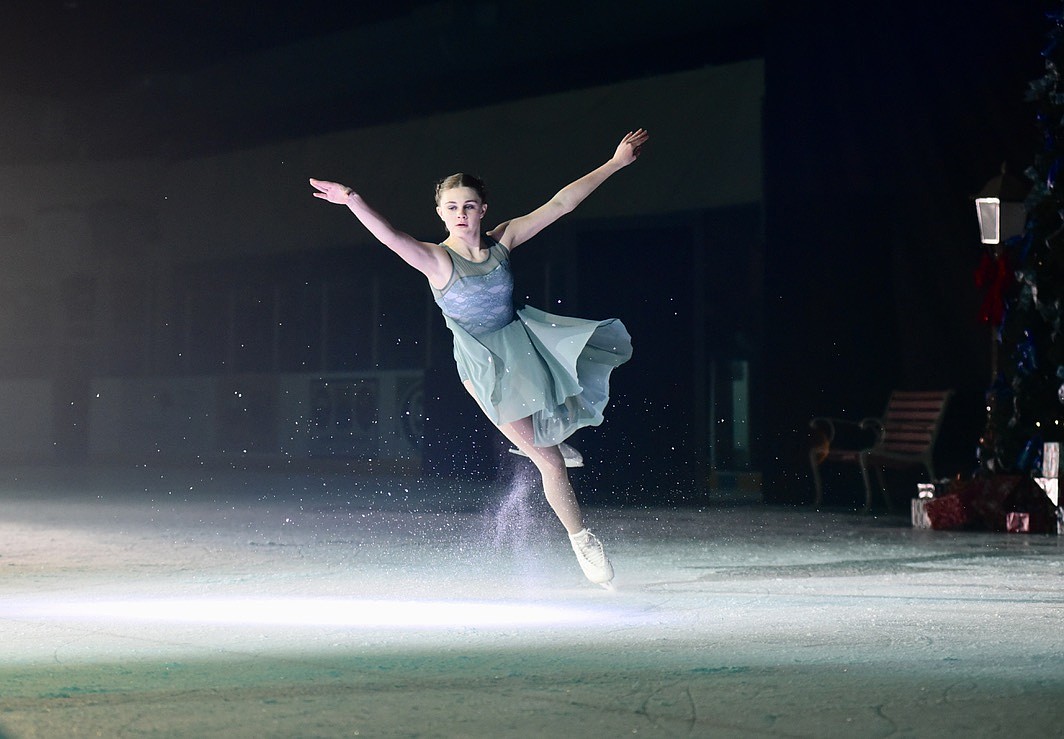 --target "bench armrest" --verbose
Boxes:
[810,416,874,444]
[858,416,885,440]
[810,415,883,449]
